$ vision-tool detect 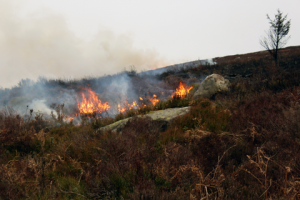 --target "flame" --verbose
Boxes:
[173,82,193,98]
[149,94,159,105]
[118,104,126,113]
[77,88,110,115]
[118,100,139,113]
[68,83,194,119]
[64,116,74,122]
